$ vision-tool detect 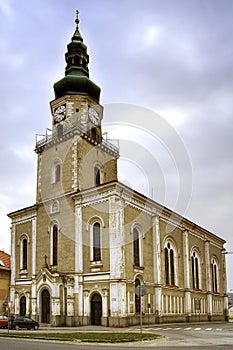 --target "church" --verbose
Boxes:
[8,12,228,327]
